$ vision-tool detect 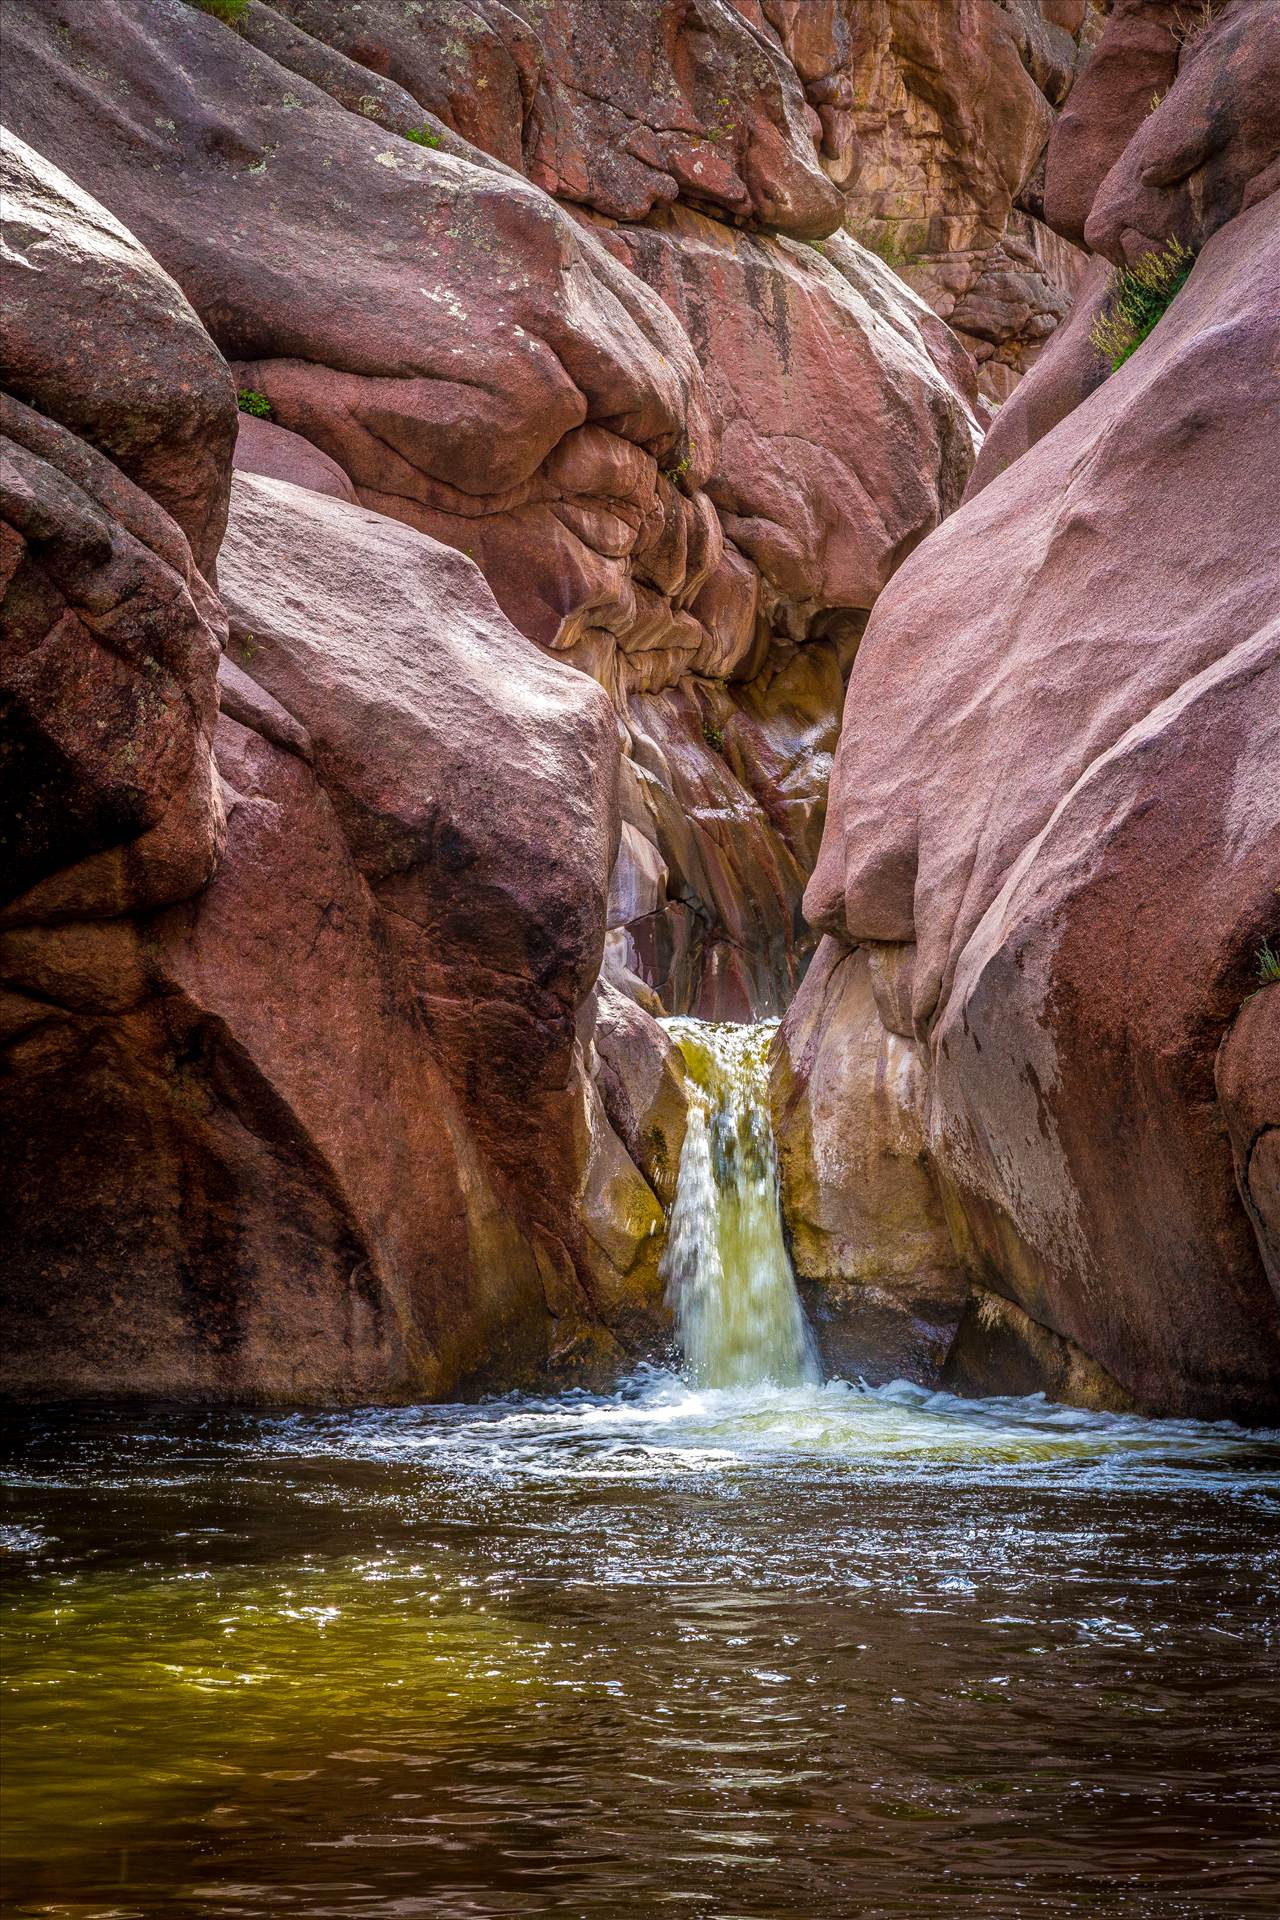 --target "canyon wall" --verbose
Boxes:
[2,0,1093,1400]
[775,0,1280,1422]
[10,0,1249,1412]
